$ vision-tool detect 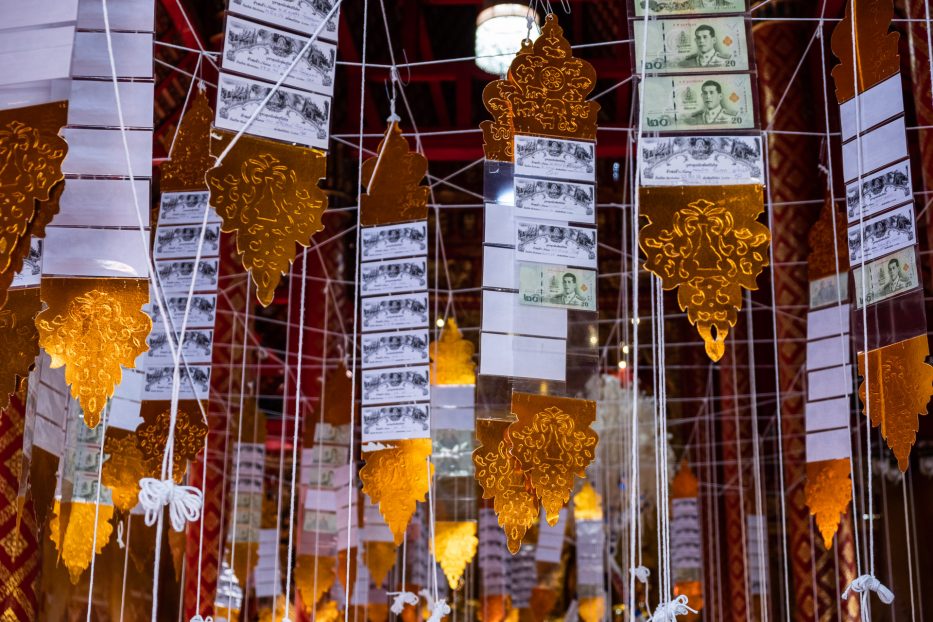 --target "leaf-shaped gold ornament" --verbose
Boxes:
[363,540,397,587]
[639,186,770,362]
[317,600,341,622]
[136,402,208,482]
[805,458,853,548]
[578,597,606,622]
[430,318,476,385]
[0,287,40,410]
[295,554,337,608]
[49,500,115,584]
[508,393,598,526]
[359,122,429,226]
[572,482,603,522]
[161,88,214,192]
[359,439,433,545]
[830,0,900,103]
[36,278,151,427]
[206,131,328,306]
[101,431,151,512]
[432,521,479,589]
